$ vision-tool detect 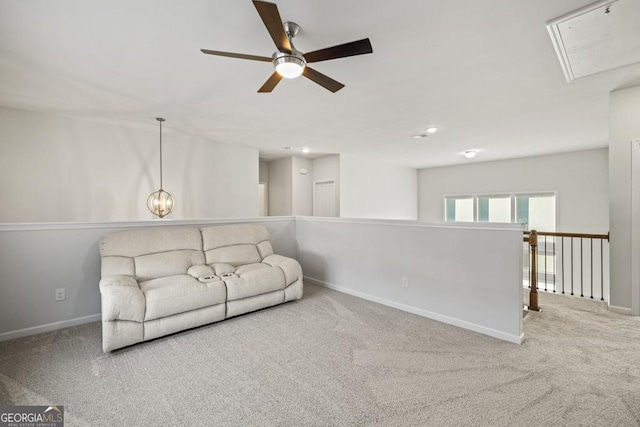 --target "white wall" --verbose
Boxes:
[0,108,259,222]
[0,218,297,339]
[297,218,524,343]
[292,157,313,216]
[313,154,340,216]
[267,157,292,216]
[0,217,524,345]
[418,148,609,233]
[340,154,418,220]
[610,85,640,312]
[259,159,270,183]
